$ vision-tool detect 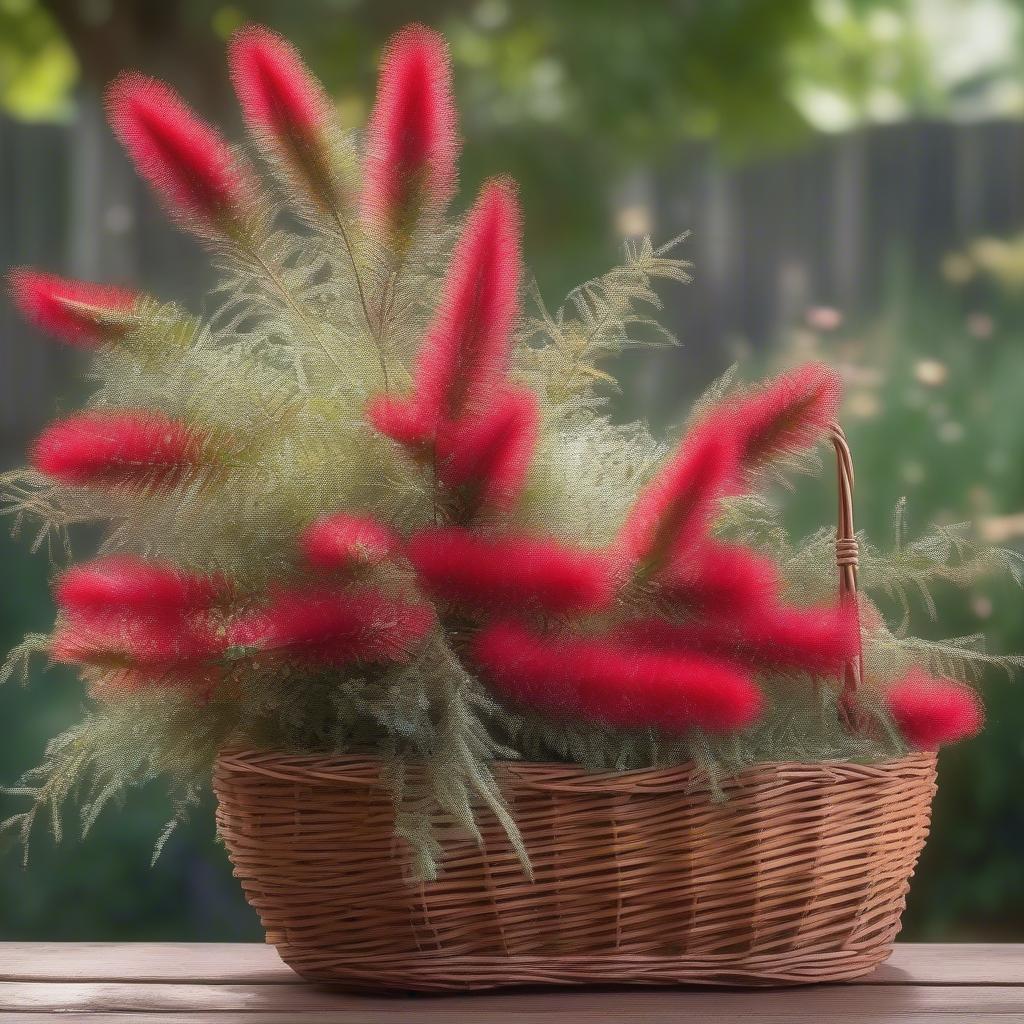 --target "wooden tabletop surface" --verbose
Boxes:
[1,942,1023,1021]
